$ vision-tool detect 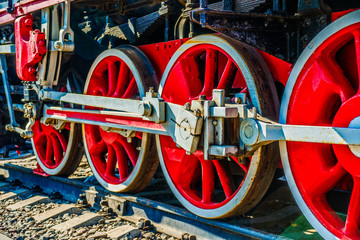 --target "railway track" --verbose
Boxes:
[0,153,322,240]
